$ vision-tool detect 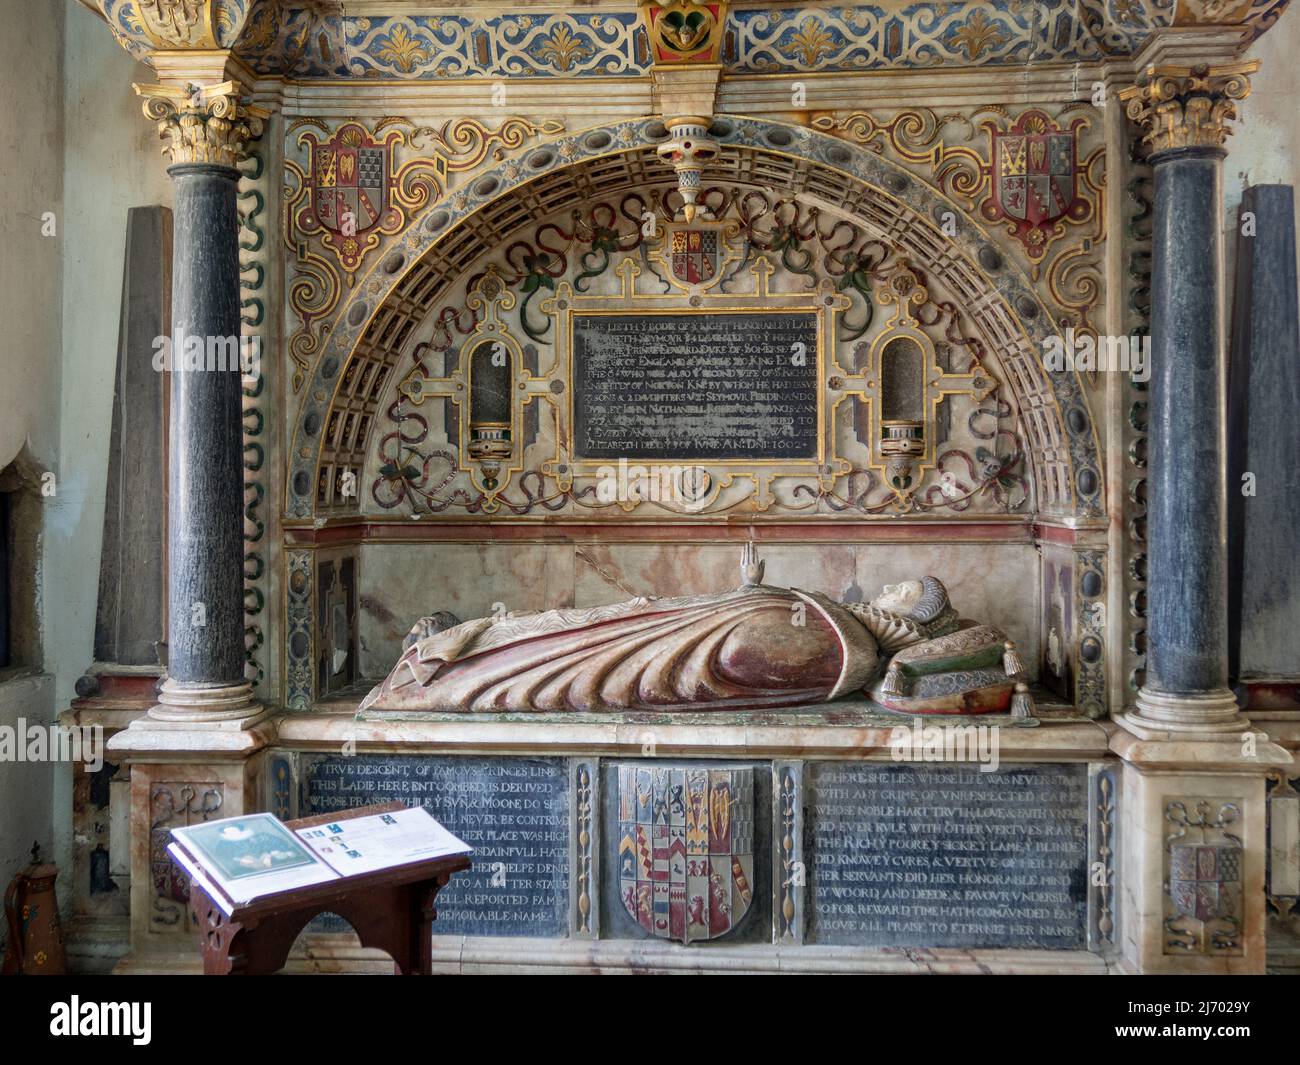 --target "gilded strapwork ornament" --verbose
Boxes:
[289,116,564,286]
[1119,62,1258,156]
[642,0,729,63]
[135,80,268,169]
